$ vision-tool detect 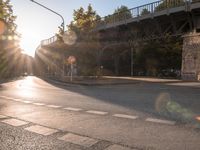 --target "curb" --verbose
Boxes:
[44,78,140,86]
